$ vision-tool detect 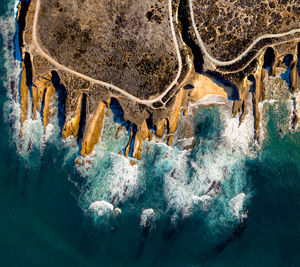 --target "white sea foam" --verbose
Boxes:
[287,92,300,131]
[78,151,140,209]
[76,110,143,212]
[114,207,122,216]
[223,93,256,152]
[261,91,297,138]
[89,200,122,221]
[163,145,247,221]
[192,195,212,211]
[229,193,246,218]
[107,154,139,203]
[89,200,114,216]
[140,208,158,227]
[157,100,256,226]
